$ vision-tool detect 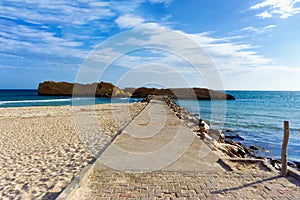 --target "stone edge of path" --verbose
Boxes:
[56,163,95,200]
[287,166,300,181]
